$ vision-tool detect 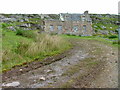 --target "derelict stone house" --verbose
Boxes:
[43,11,93,36]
